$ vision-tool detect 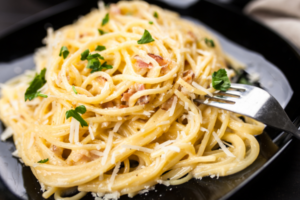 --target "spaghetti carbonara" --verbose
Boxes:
[0,1,265,199]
